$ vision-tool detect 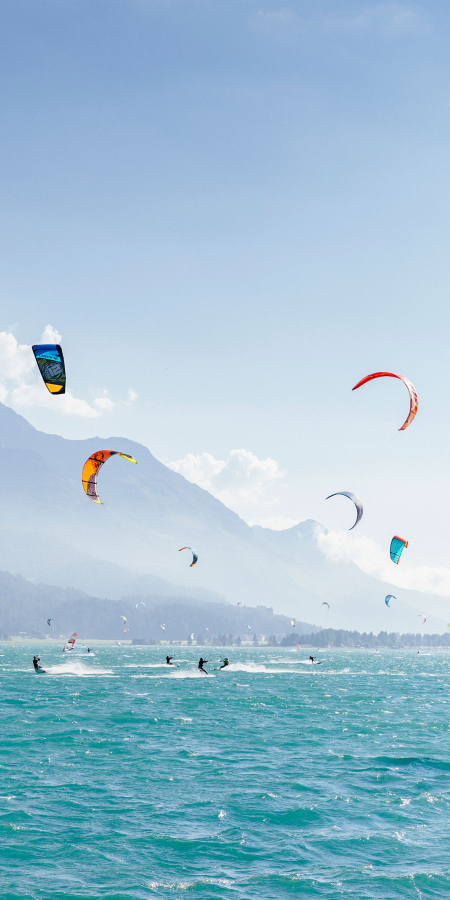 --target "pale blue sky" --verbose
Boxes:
[1,1,450,579]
